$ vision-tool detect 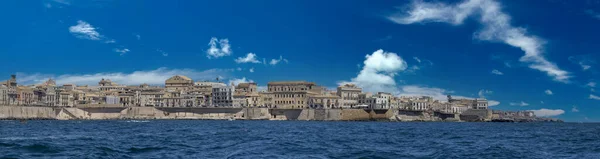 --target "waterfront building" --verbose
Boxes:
[1,75,18,105]
[17,86,34,106]
[357,93,374,109]
[212,84,234,107]
[337,84,361,108]
[0,85,7,105]
[259,92,274,108]
[98,79,125,91]
[57,90,75,107]
[373,92,392,109]
[232,93,247,108]
[308,93,340,109]
[268,81,319,109]
[165,75,193,90]
[472,98,488,110]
